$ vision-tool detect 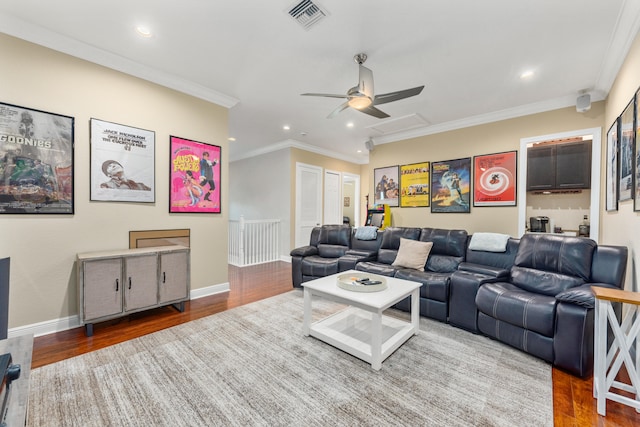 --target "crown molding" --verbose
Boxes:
[230,139,368,164]
[593,0,640,95]
[372,94,599,146]
[0,13,239,108]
